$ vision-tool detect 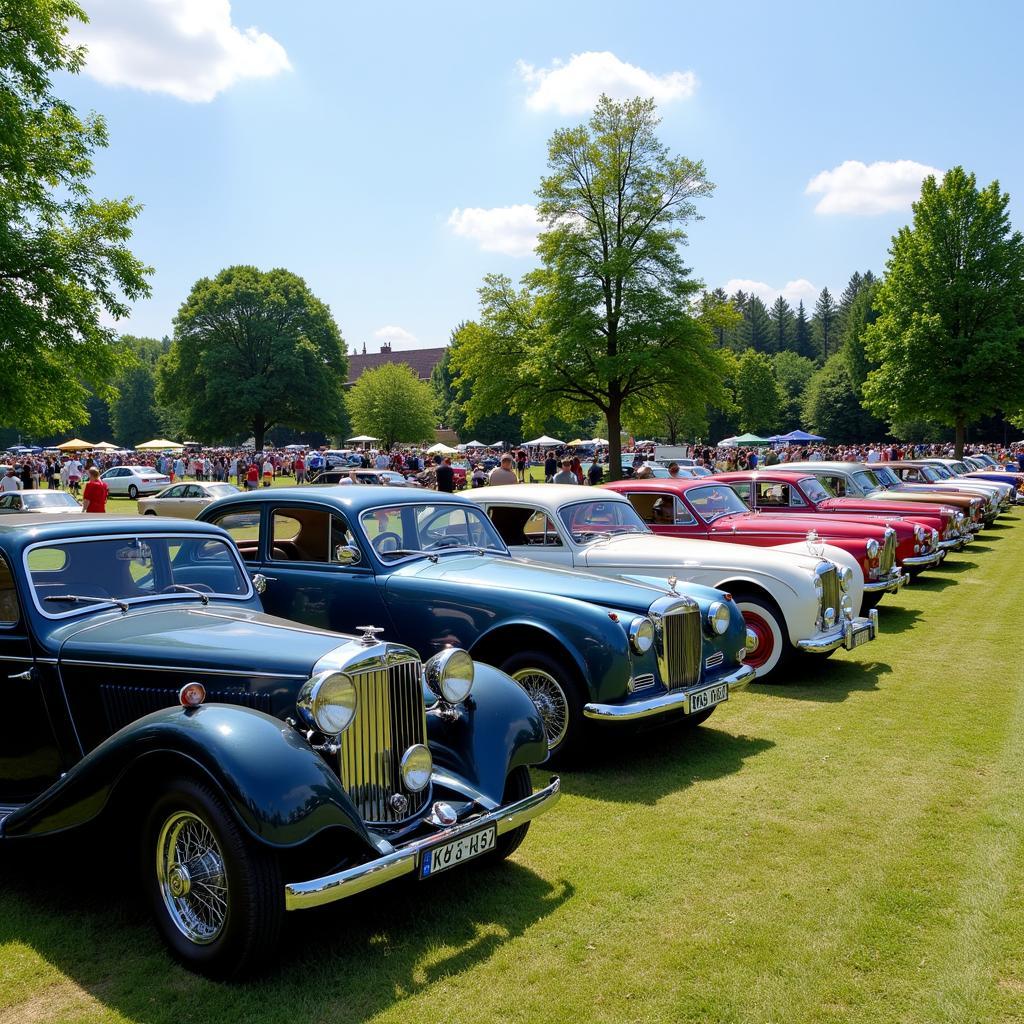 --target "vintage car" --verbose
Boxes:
[137,481,240,518]
[602,477,907,610]
[199,488,754,759]
[955,456,1024,497]
[0,513,558,977]
[309,467,421,487]
[918,459,1021,505]
[709,471,946,575]
[464,485,878,680]
[874,462,1007,520]
[782,461,985,536]
[0,490,82,515]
